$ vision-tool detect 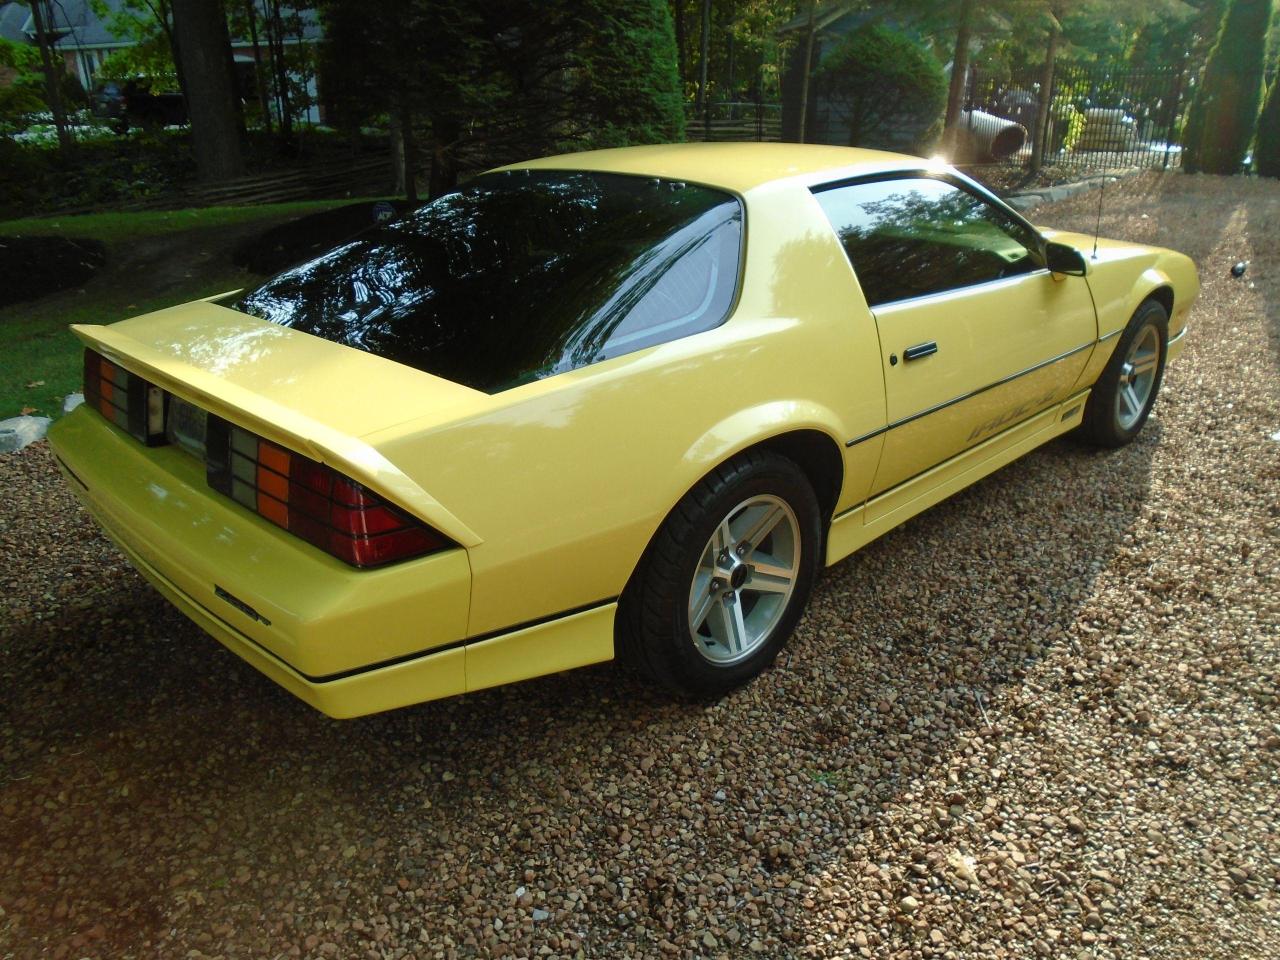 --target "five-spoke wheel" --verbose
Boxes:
[1080,298,1168,448]
[1114,322,1161,432]
[688,495,800,665]
[619,450,821,697]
